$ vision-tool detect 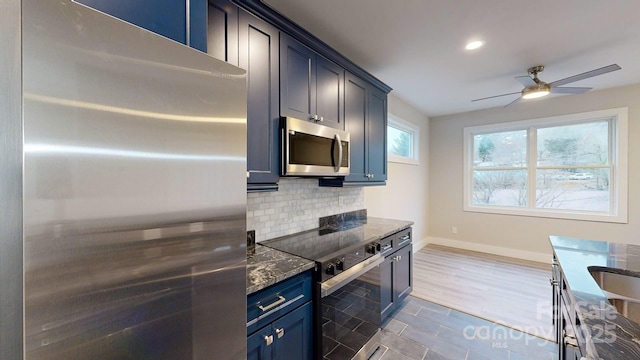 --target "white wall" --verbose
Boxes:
[365,94,430,250]
[428,83,640,262]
